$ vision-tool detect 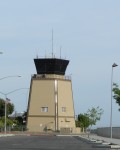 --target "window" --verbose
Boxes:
[62,107,66,112]
[41,107,48,112]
